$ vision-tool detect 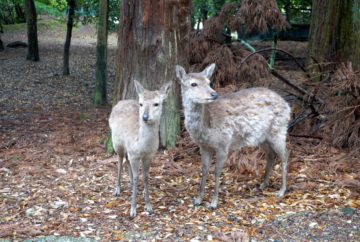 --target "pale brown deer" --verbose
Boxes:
[176,64,291,209]
[109,80,171,217]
